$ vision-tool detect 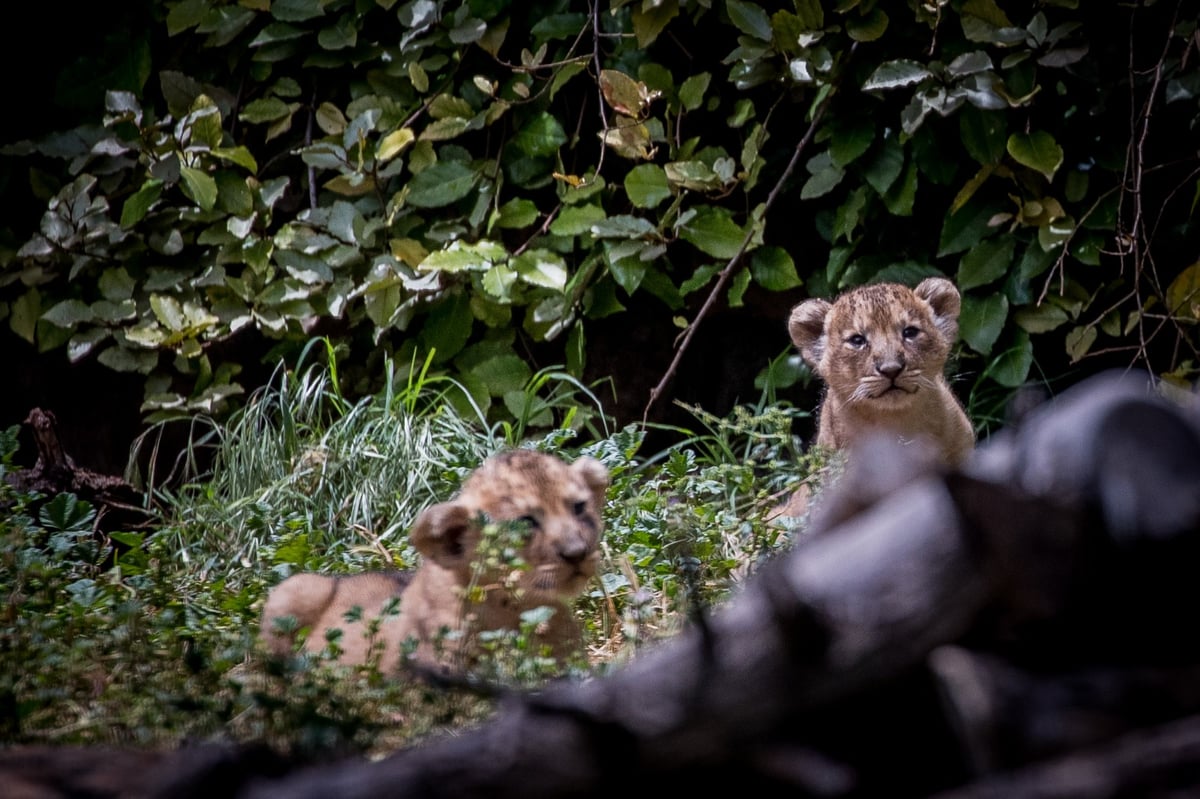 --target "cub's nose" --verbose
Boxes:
[558,538,590,565]
[876,360,904,380]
